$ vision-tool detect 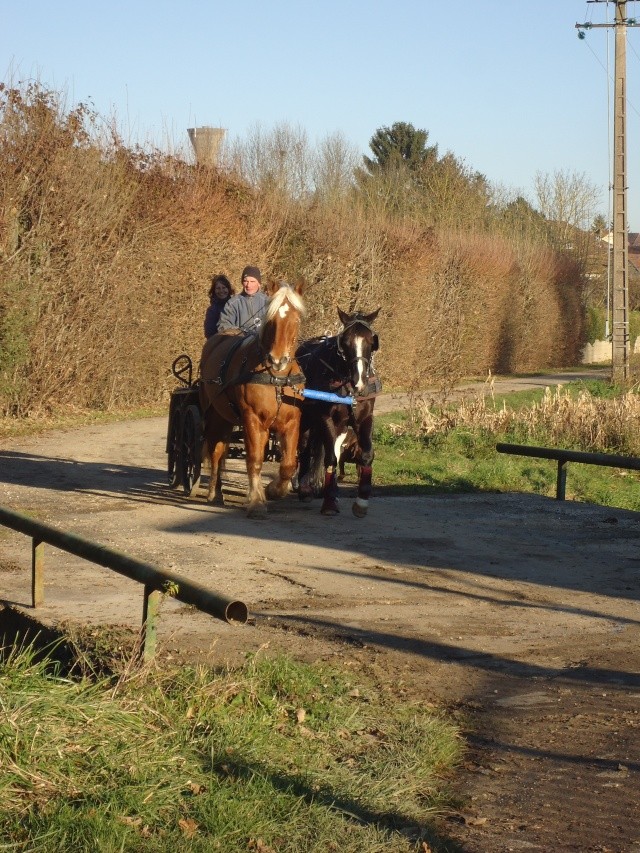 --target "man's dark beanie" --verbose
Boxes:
[241,265,261,284]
